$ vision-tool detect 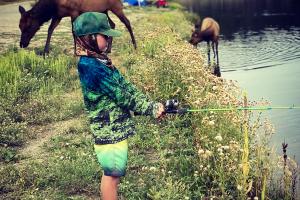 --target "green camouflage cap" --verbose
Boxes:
[73,12,122,37]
